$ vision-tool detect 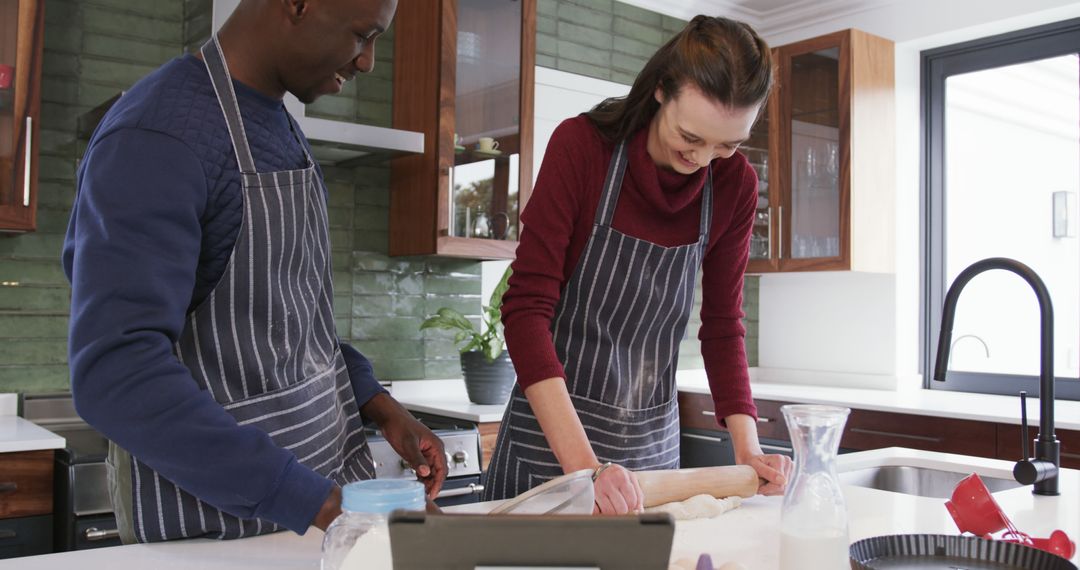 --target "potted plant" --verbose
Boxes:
[420,267,516,404]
